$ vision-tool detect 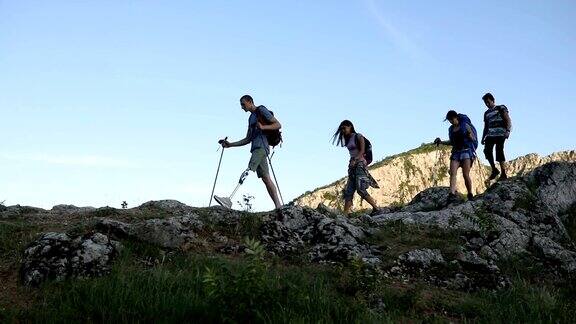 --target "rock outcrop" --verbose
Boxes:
[372,161,576,274]
[17,161,576,293]
[20,232,121,286]
[98,215,204,249]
